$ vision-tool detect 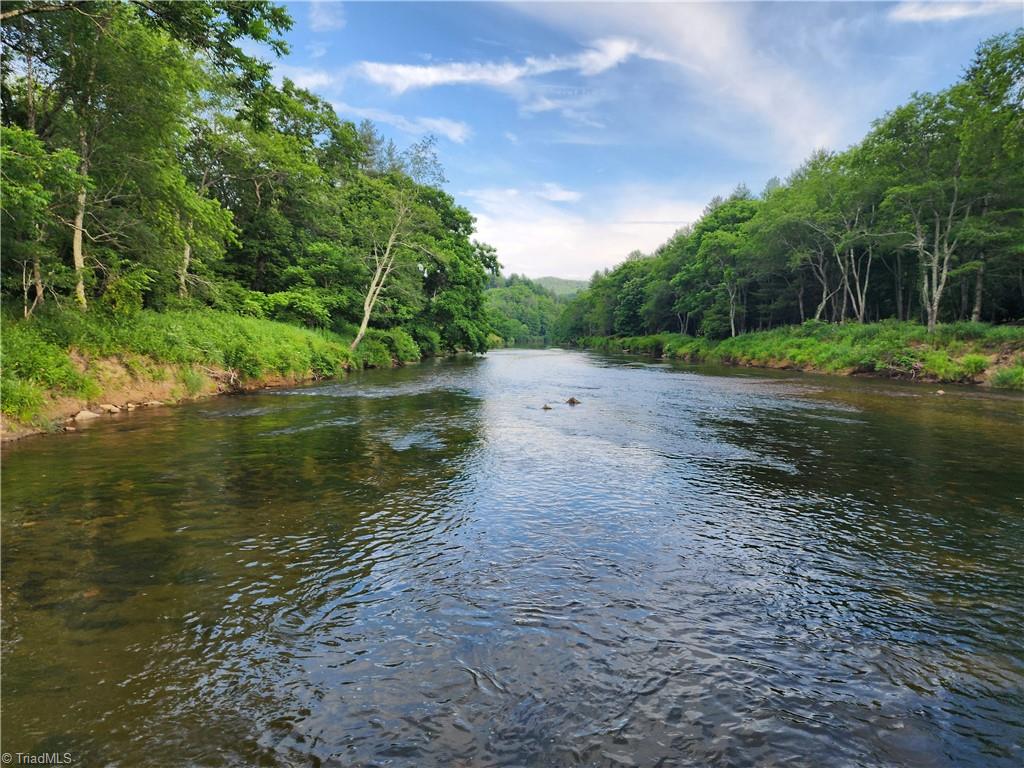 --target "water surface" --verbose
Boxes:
[3,349,1022,766]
